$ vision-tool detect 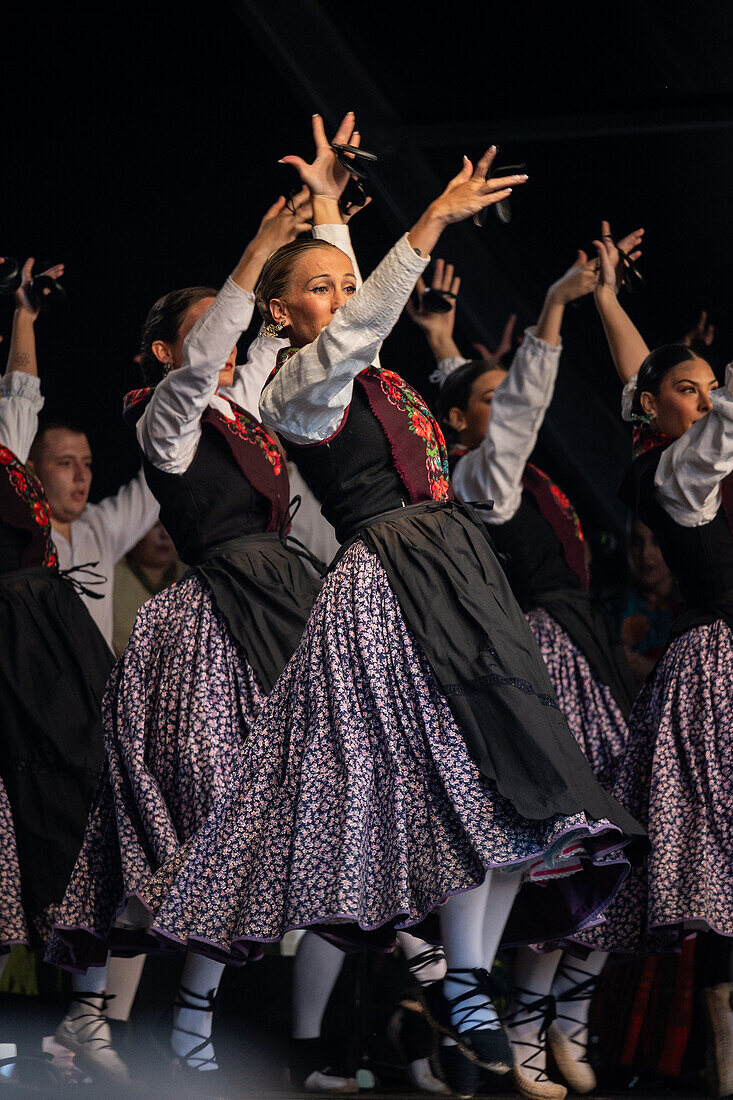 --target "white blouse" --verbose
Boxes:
[0,372,44,463]
[449,329,562,524]
[259,234,429,444]
[137,224,359,475]
[652,363,733,527]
